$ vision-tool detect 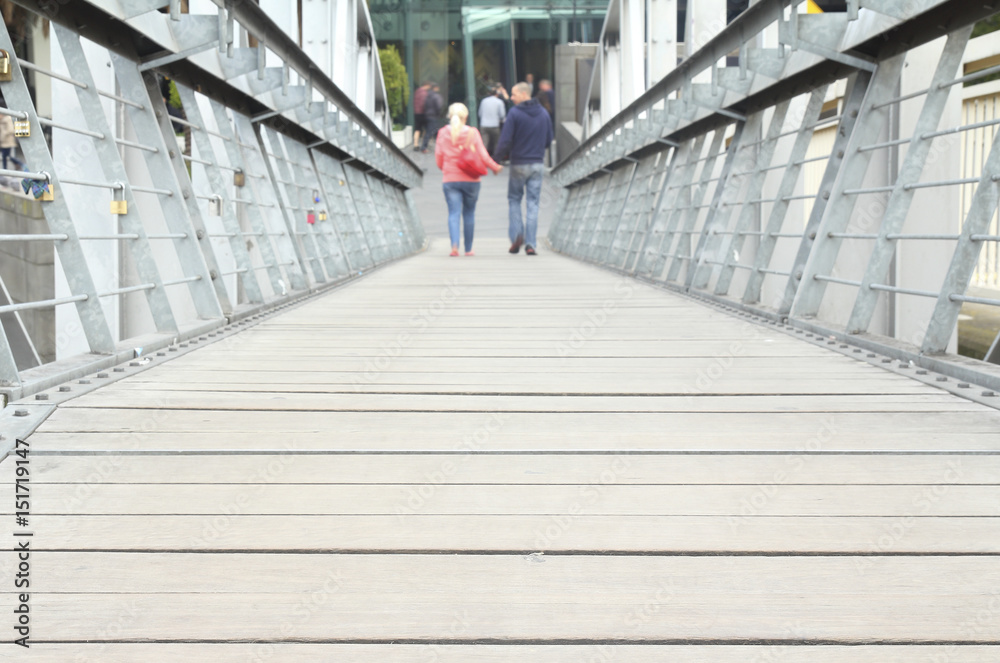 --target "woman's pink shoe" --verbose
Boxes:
[465,251,475,256]
[450,248,459,257]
